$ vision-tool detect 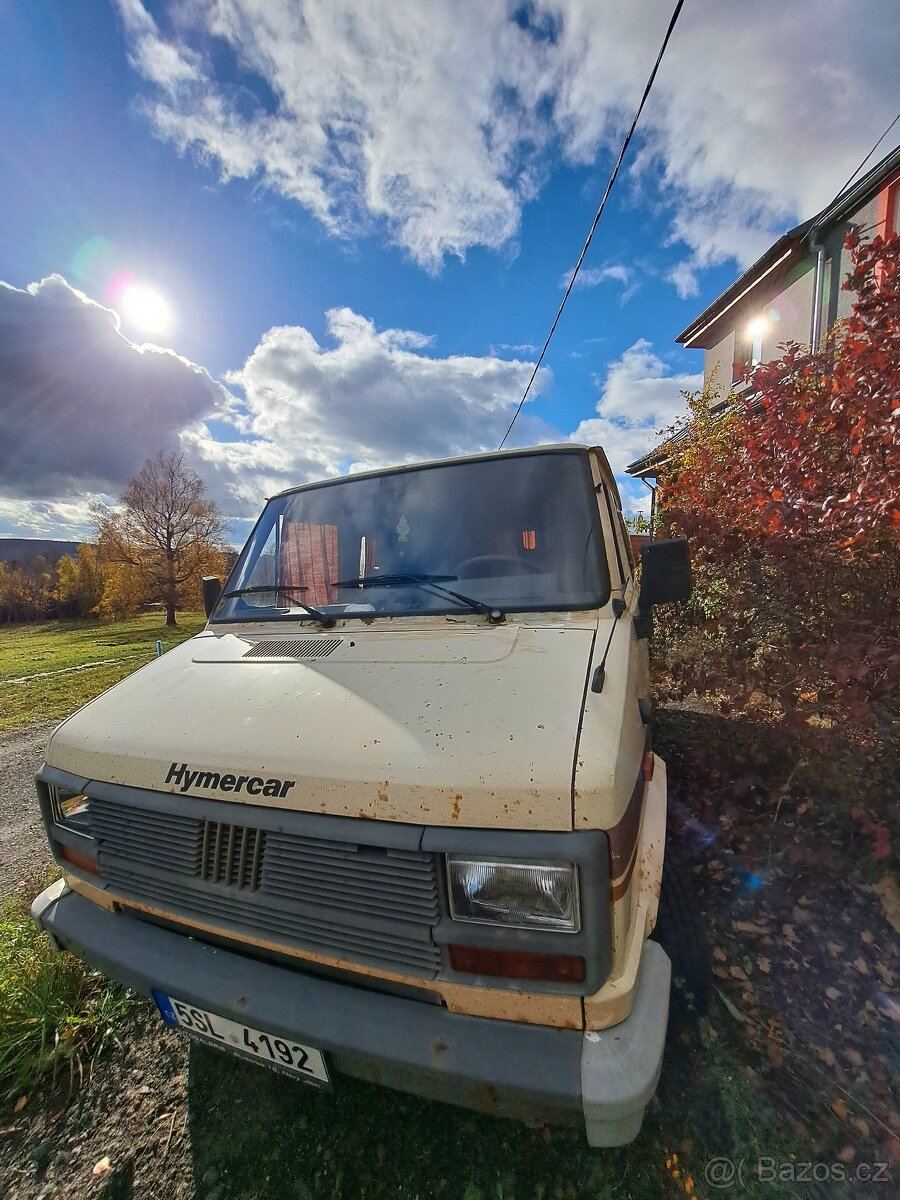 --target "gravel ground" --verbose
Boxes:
[0,721,55,897]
